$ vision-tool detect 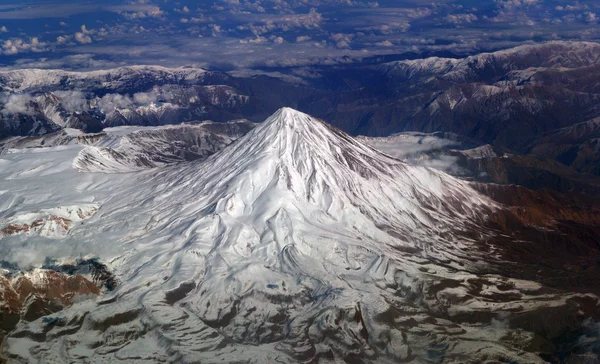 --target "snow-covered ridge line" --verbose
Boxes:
[0,64,207,76]
[0,65,208,82]
[1,40,596,94]
[0,65,212,93]
[73,120,255,173]
[383,40,600,78]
